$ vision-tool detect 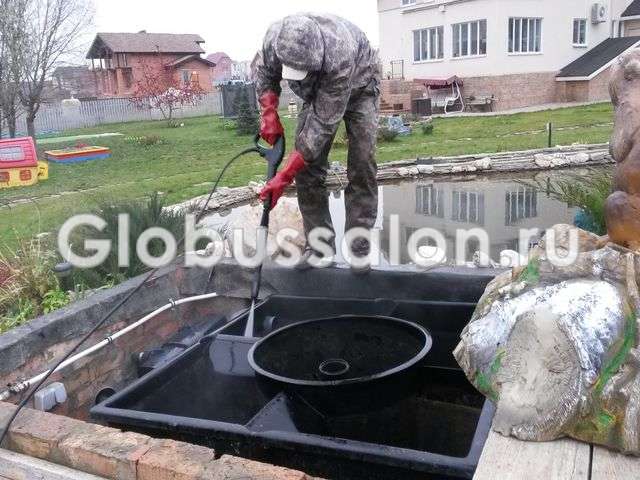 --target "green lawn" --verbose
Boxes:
[0,102,614,249]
